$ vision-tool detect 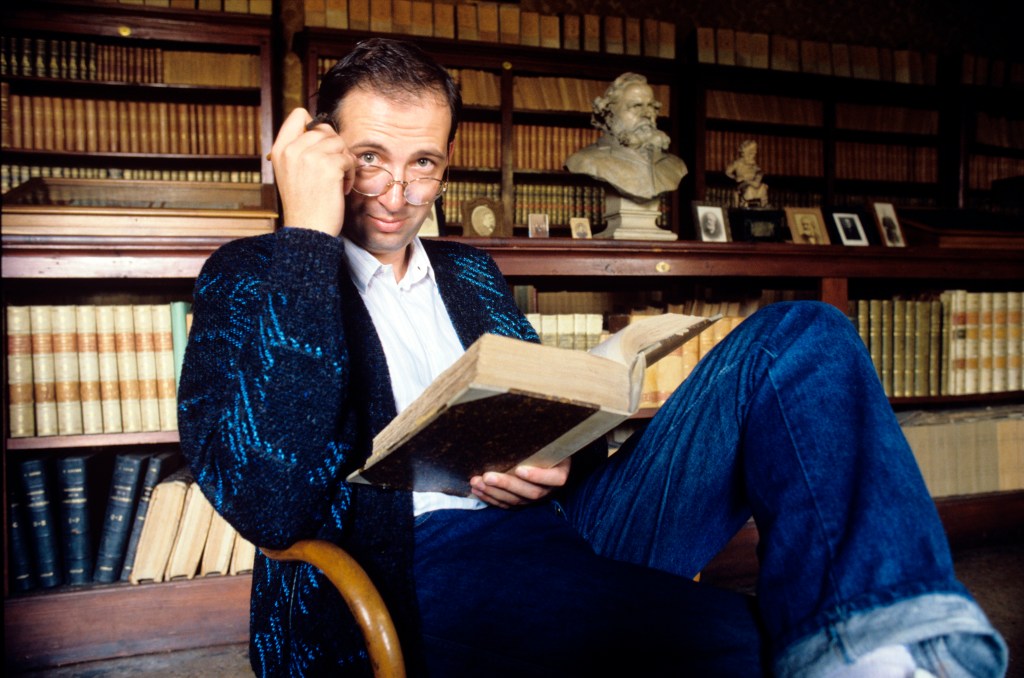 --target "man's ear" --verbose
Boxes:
[448,139,455,159]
